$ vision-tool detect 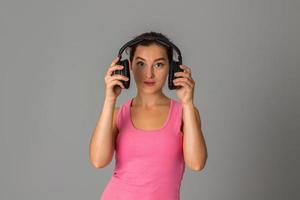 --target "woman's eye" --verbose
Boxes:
[154,63,164,68]
[136,61,144,67]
